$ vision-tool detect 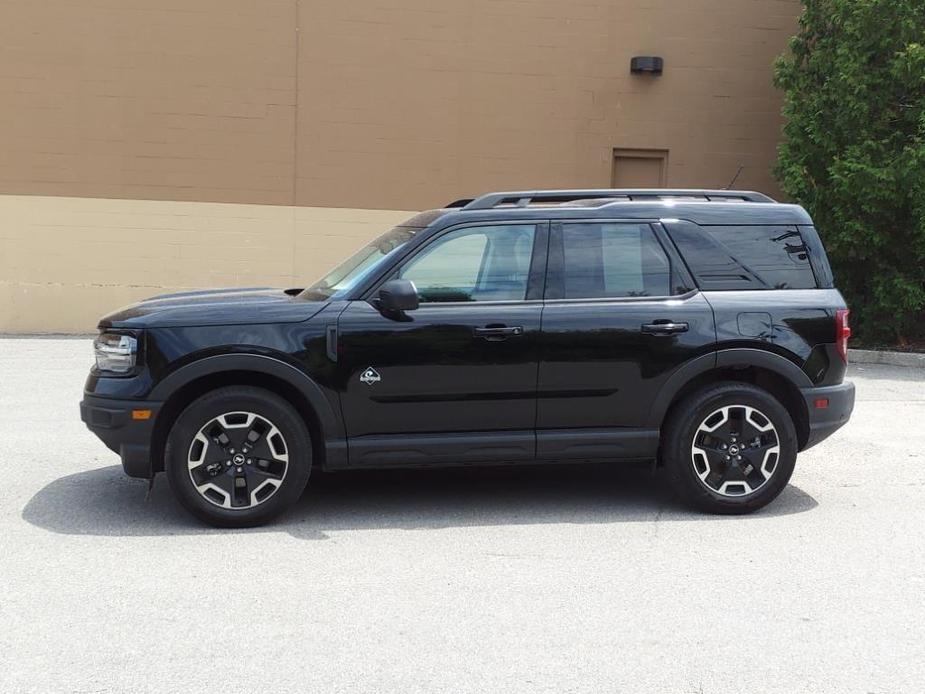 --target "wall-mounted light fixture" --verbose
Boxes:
[630,56,663,75]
